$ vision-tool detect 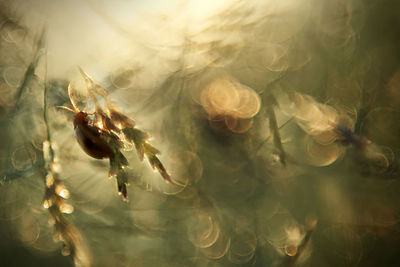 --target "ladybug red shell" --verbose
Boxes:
[73,111,114,159]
